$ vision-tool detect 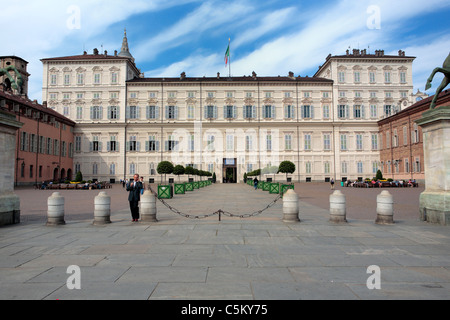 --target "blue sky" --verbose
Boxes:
[2,0,450,102]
